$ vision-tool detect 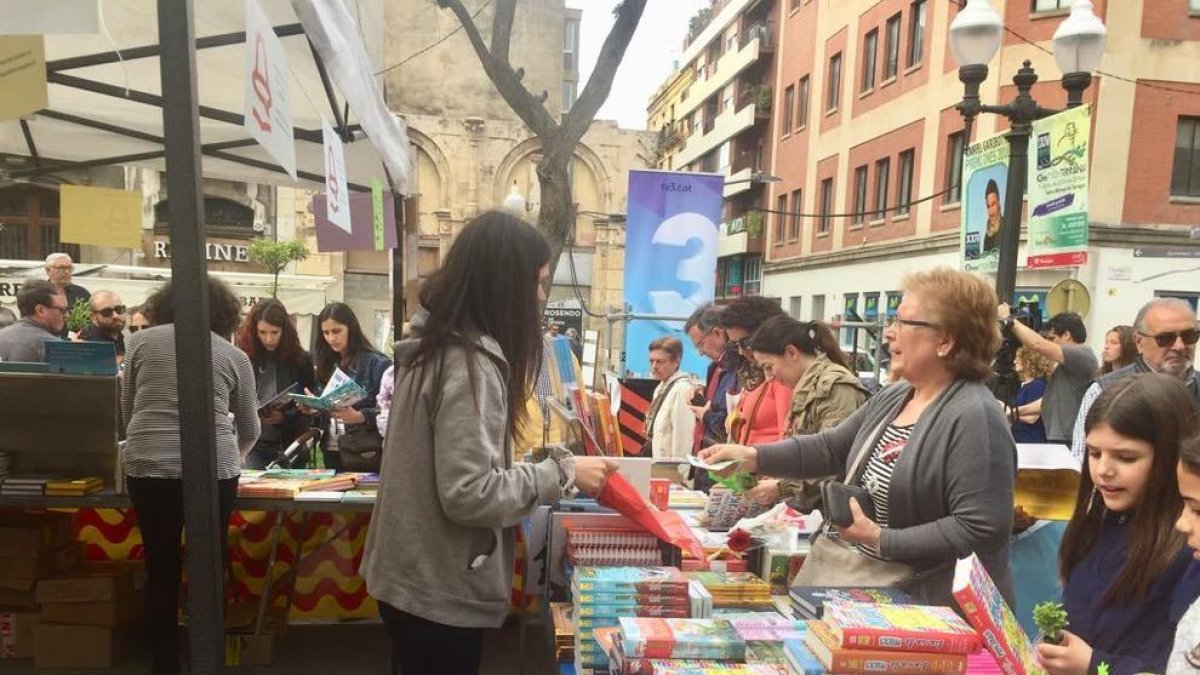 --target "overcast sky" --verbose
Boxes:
[568,0,710,130]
